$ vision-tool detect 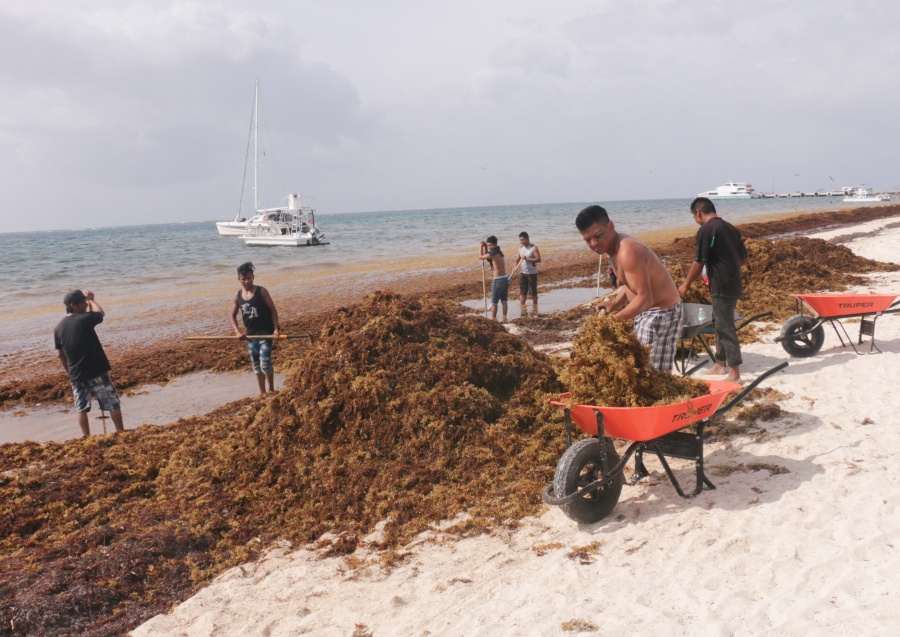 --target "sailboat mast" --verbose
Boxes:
[253,78,259,212]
